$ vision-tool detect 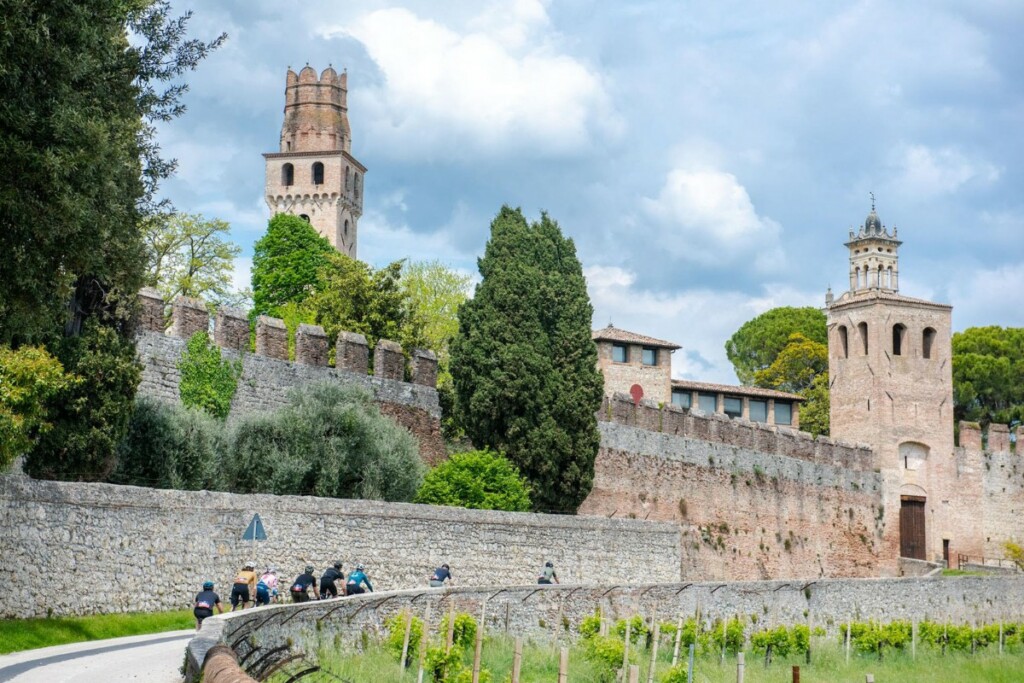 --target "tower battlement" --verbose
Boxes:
[281,65,351,154]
